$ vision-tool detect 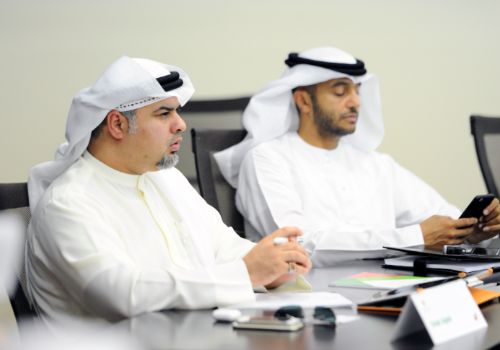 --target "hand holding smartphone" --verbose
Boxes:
[459,194,495,219]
